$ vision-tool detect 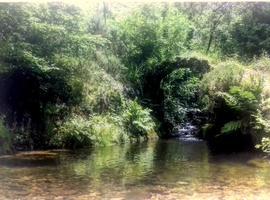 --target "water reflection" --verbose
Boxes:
[0,139,270,199]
